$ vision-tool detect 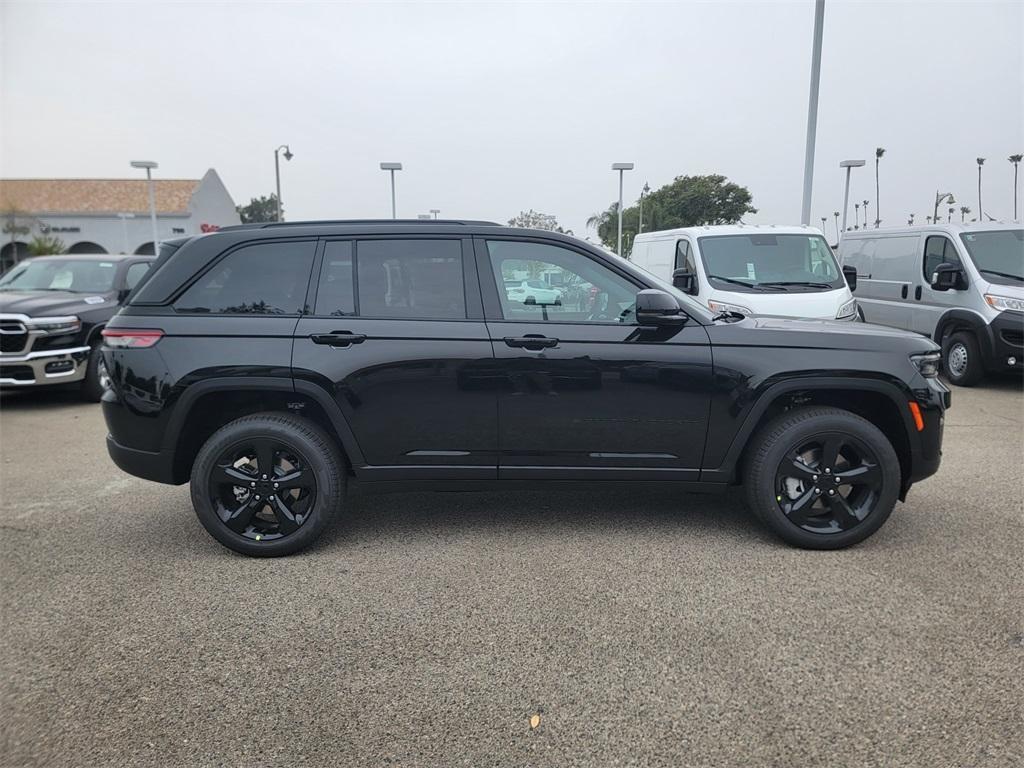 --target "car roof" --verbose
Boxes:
[16,253,153,262]
[840,222,1023,238]
[634,224,825,240]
